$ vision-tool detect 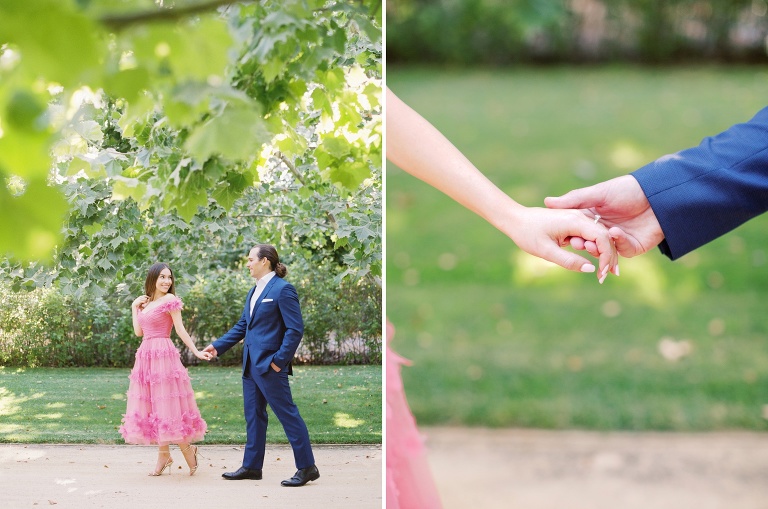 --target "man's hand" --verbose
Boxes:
[544,175,665,259]
[203,344,218,359]
[270,362,282,372]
